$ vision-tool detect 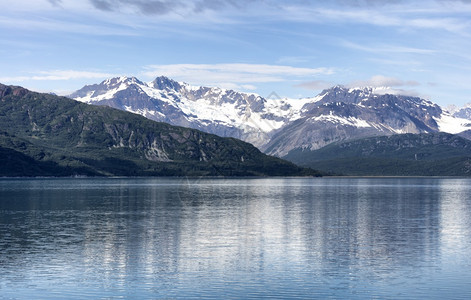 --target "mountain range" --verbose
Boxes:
[70,76,297,150]
[70,76,471,158]
[0,83,319,177]
[2,76,470,177]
